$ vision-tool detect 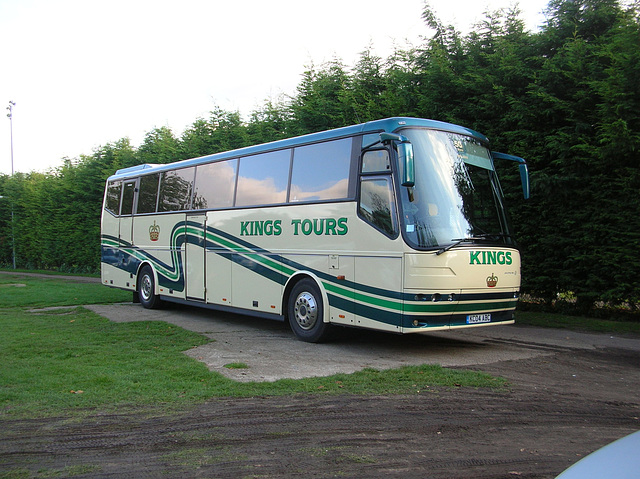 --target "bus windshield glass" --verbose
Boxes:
[399,128,513,250]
